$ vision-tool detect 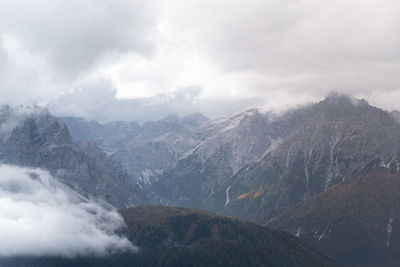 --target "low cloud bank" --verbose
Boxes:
[0,164,136,258]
